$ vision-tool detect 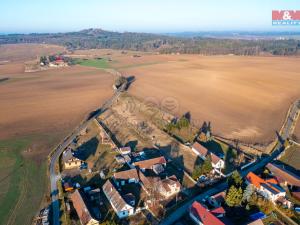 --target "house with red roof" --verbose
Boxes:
[266,163,300,188]
[192,142,208,159]
[189,201,225,225]
[133,156,167,173]
[246,172,286,203]
[70,190,99,225]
